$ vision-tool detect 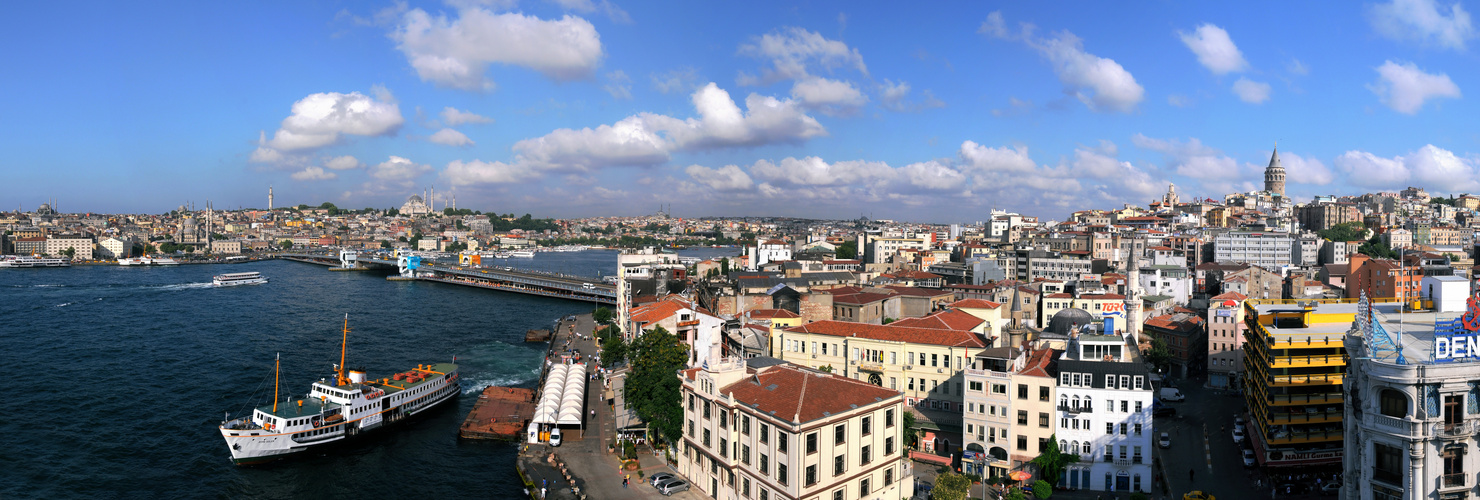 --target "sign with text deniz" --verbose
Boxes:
[1433,290,1480,362]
